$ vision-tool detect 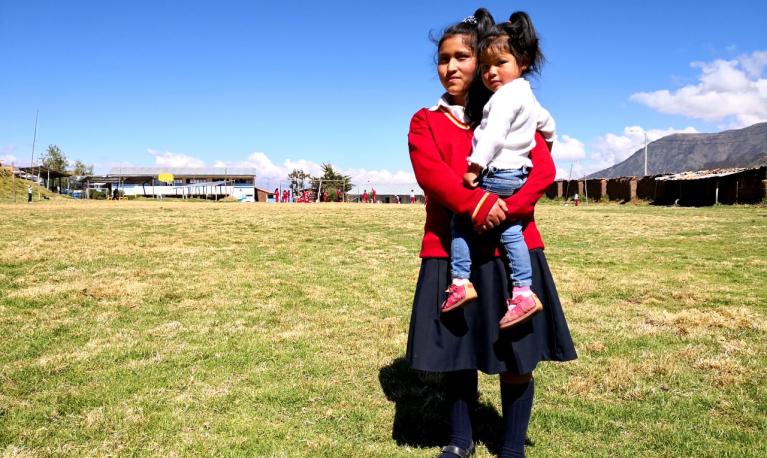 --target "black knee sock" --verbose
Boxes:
[439,370,477,455]
[499,378,534,458]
